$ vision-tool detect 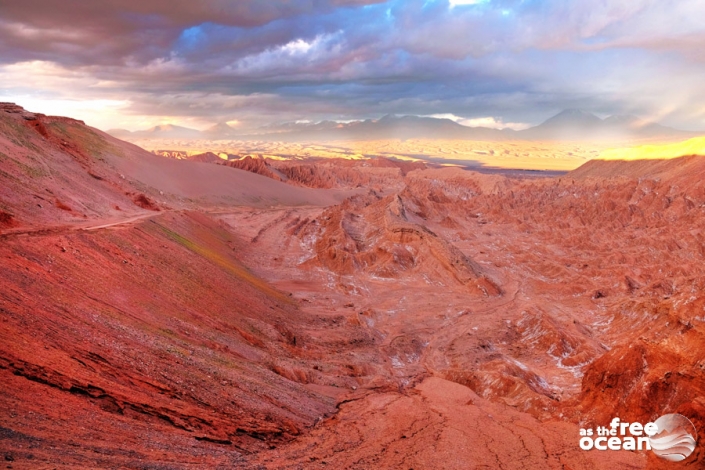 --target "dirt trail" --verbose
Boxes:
[80,211,164,231]
[0,210,164,239]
